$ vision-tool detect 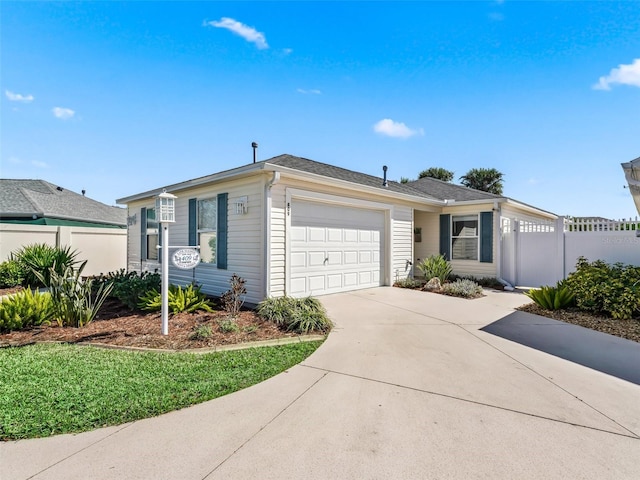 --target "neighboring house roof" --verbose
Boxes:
[406,176,501,202]
[621,156,640,215]
[0,179,127,227]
